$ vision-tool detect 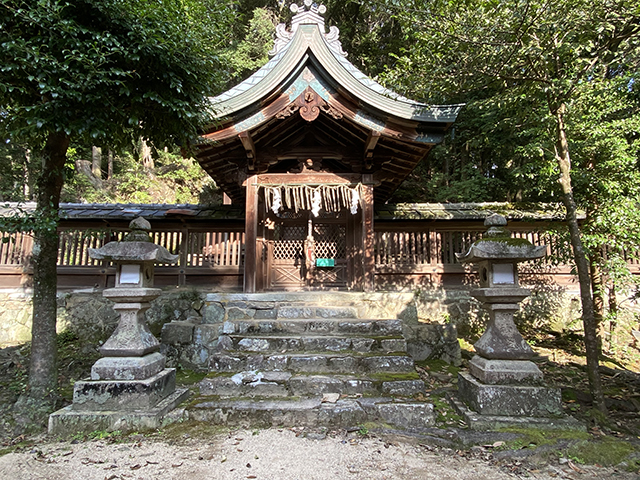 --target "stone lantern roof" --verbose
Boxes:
[456,214,546,264]
[88,217,178,264]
